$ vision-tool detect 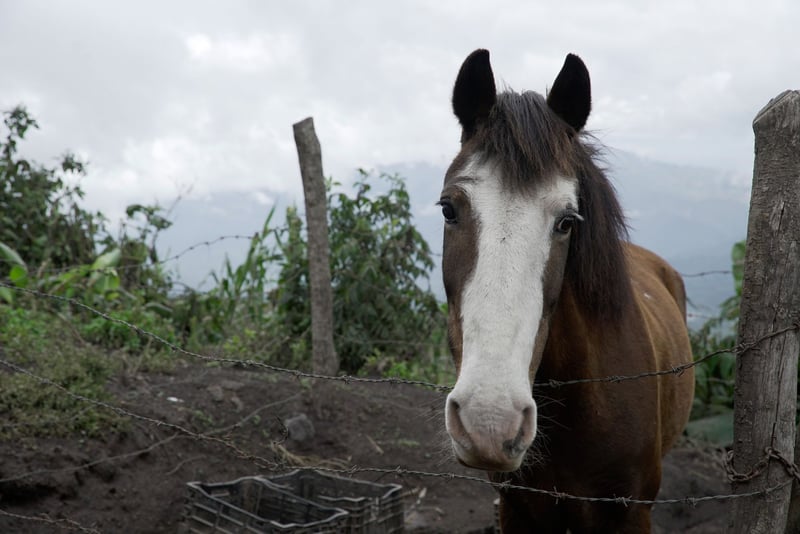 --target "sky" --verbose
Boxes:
[1,0,798,225]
